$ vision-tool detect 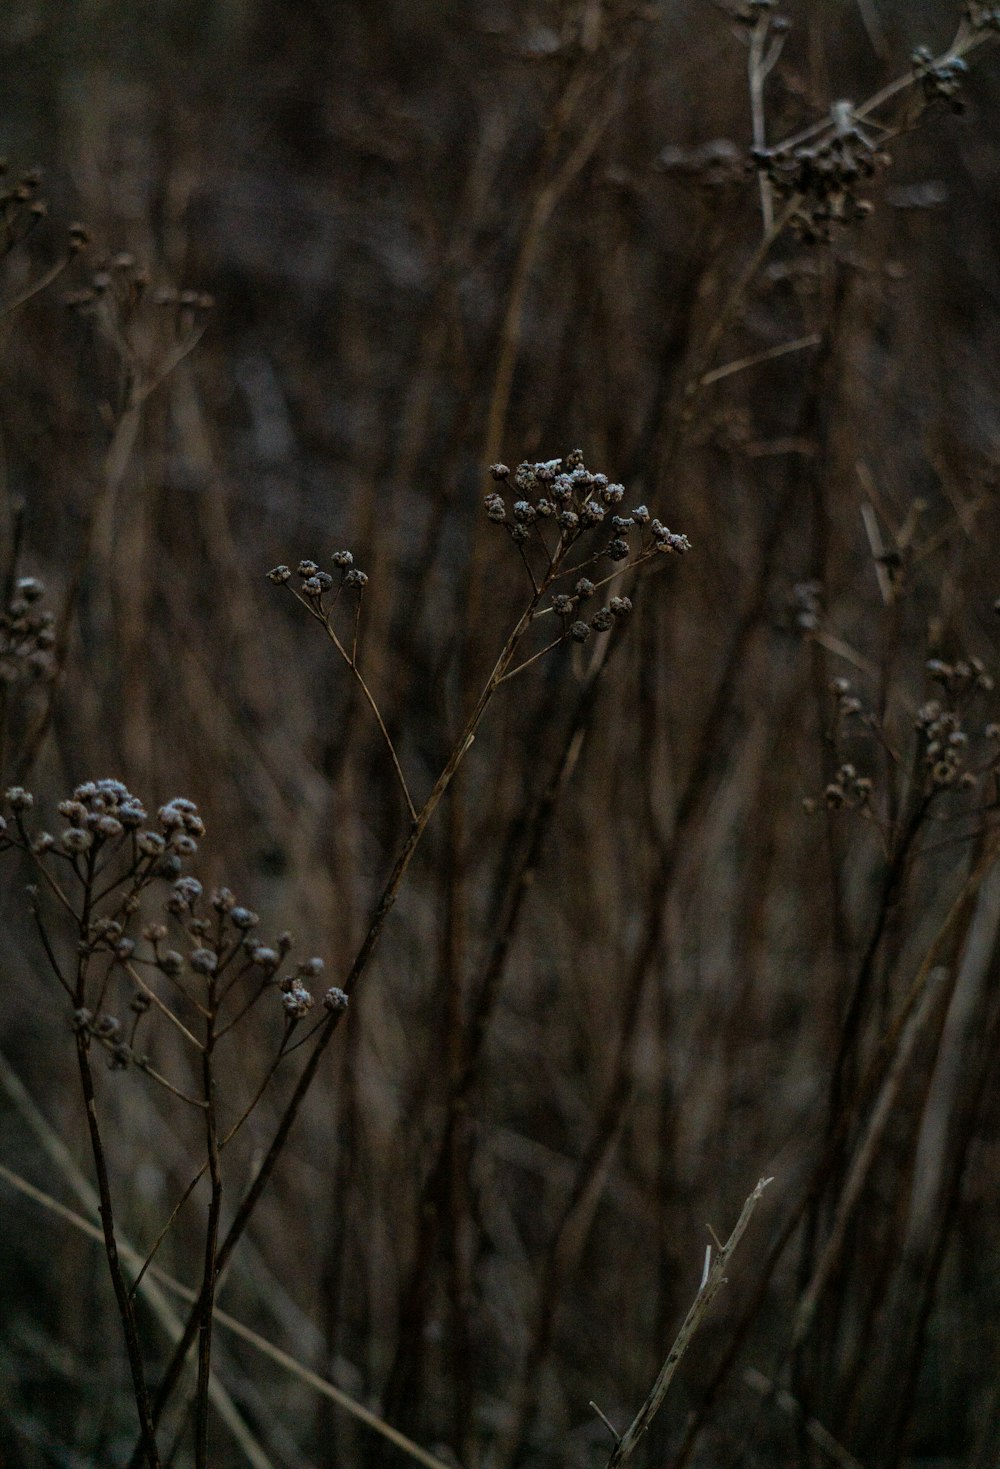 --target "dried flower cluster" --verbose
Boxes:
[485,451,689,561]
[805,659,1000,816]
[1,164,55,257]
[63,253,213,326]
[752,118,884,244]
[1,779,333,1079]
[267,552,369,601]
[479,452,690,668]
[911,46,970,111]
[0,575,56,686]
